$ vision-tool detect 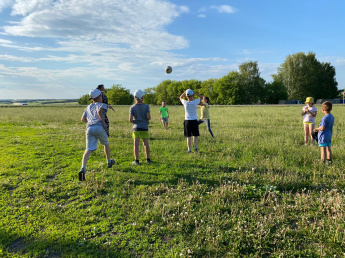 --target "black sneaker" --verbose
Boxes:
[194,148,199,153]
[146,159,153,164]
[107,159,115,168]
[79,169,86,181]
